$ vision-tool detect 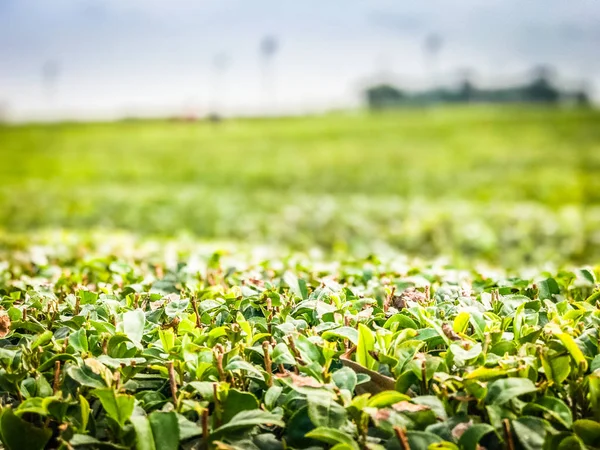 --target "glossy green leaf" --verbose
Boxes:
[118,309,145,345]
[92,388,135,427]
[458,423,495,450]
[222,389,260,424]
[572,419,600,446]
[332,367,357,393]
[322,327,359,346]
[356,323,377,370]
[307,393,347,428]
[0,408,52,450]
[485,378,537,405]
[523,396,572,429]
[210,410,284,440]
[512,417,551,450]
[305,427,359,449]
